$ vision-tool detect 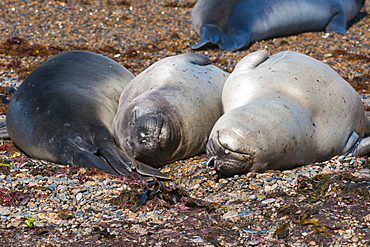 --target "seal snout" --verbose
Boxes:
[207,156,217,170]
[206,154,253,176]
[206,132,254,176]
[127,110,179,165]
[130,112,163,156]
